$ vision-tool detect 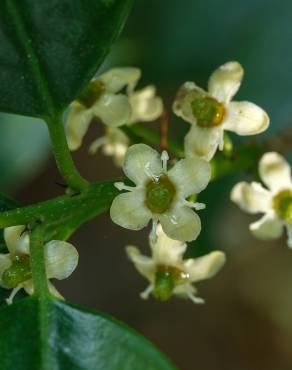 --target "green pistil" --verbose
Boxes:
[191,96,225,128]
[273,189,292,222]
[77,80,105,108]
[153,265,189,302]
[2,255,32,289]
[145,176,175,213]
